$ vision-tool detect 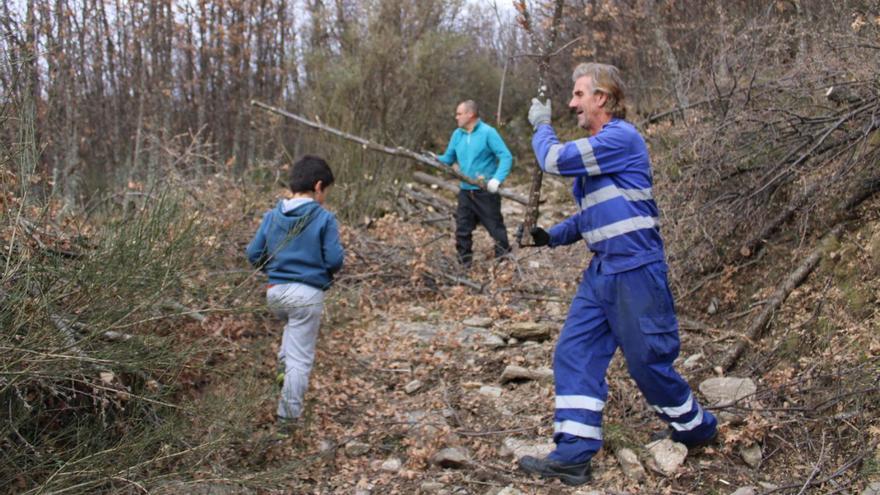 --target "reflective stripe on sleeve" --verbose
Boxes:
[574,139,600,175]
[554,420,603,440]
[579,186,654,210]
[556,395,606,411]
[543,144,563,174]
[581,216,658,244]
[620,187,653,201]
